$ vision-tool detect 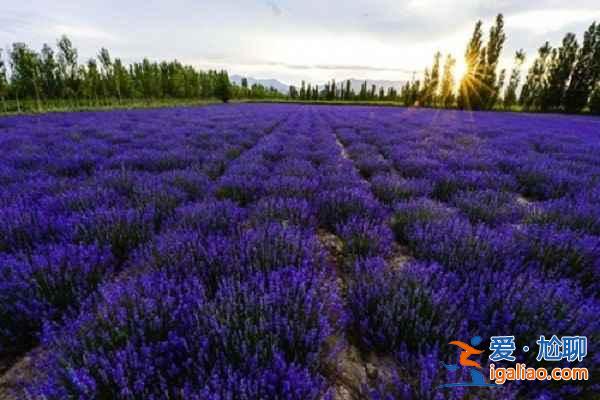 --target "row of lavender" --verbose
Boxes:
[329,107,599,398]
